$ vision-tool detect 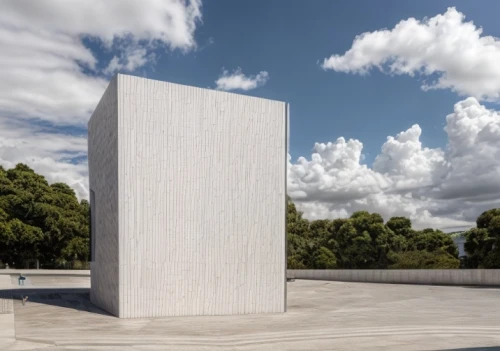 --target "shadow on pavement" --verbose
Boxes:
[2,287,112,317]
